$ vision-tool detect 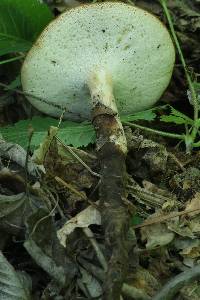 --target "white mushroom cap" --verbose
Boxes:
[21,2,175,121]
